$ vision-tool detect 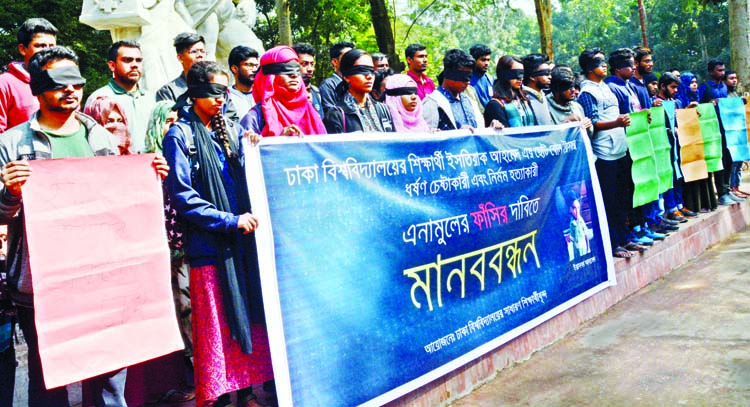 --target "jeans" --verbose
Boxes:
[17,307,128,407]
